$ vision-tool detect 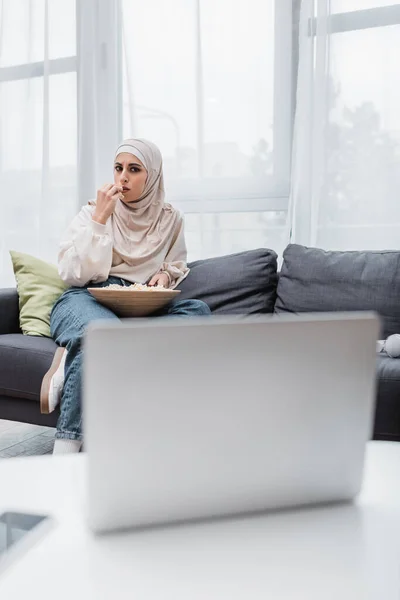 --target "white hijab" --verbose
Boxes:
[109,139,189,287]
